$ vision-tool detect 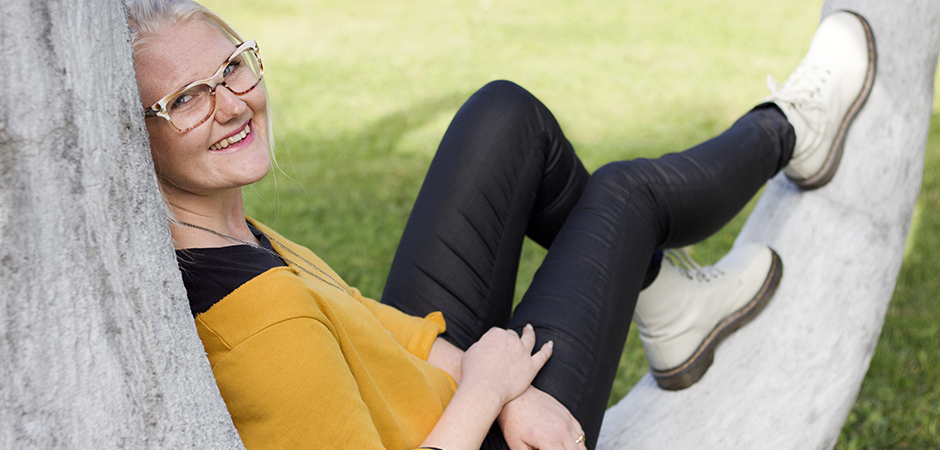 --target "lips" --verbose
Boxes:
[209,123,251,151]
